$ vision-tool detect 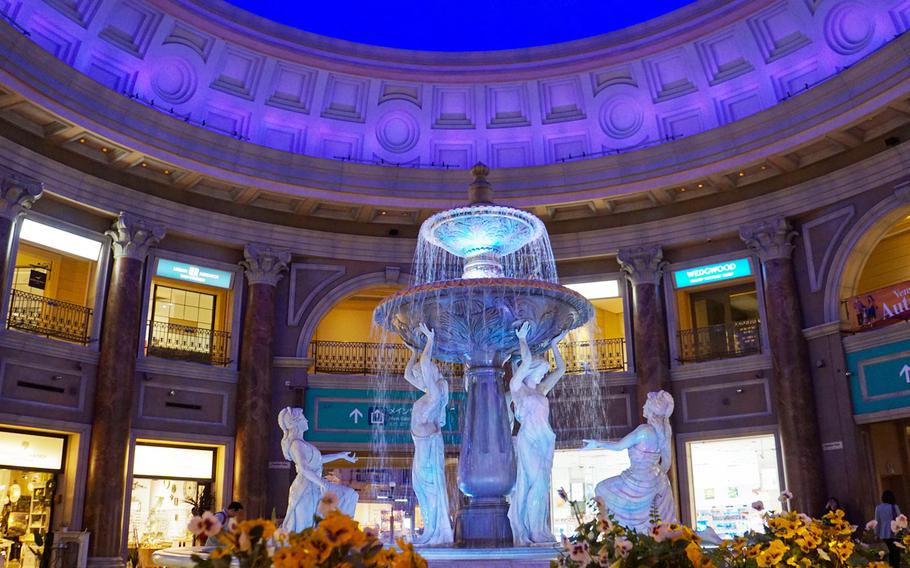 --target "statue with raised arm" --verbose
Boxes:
[582,390,677,533]
[507,321,567,545]
[404,323,454,545]
[278,407,359,531]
